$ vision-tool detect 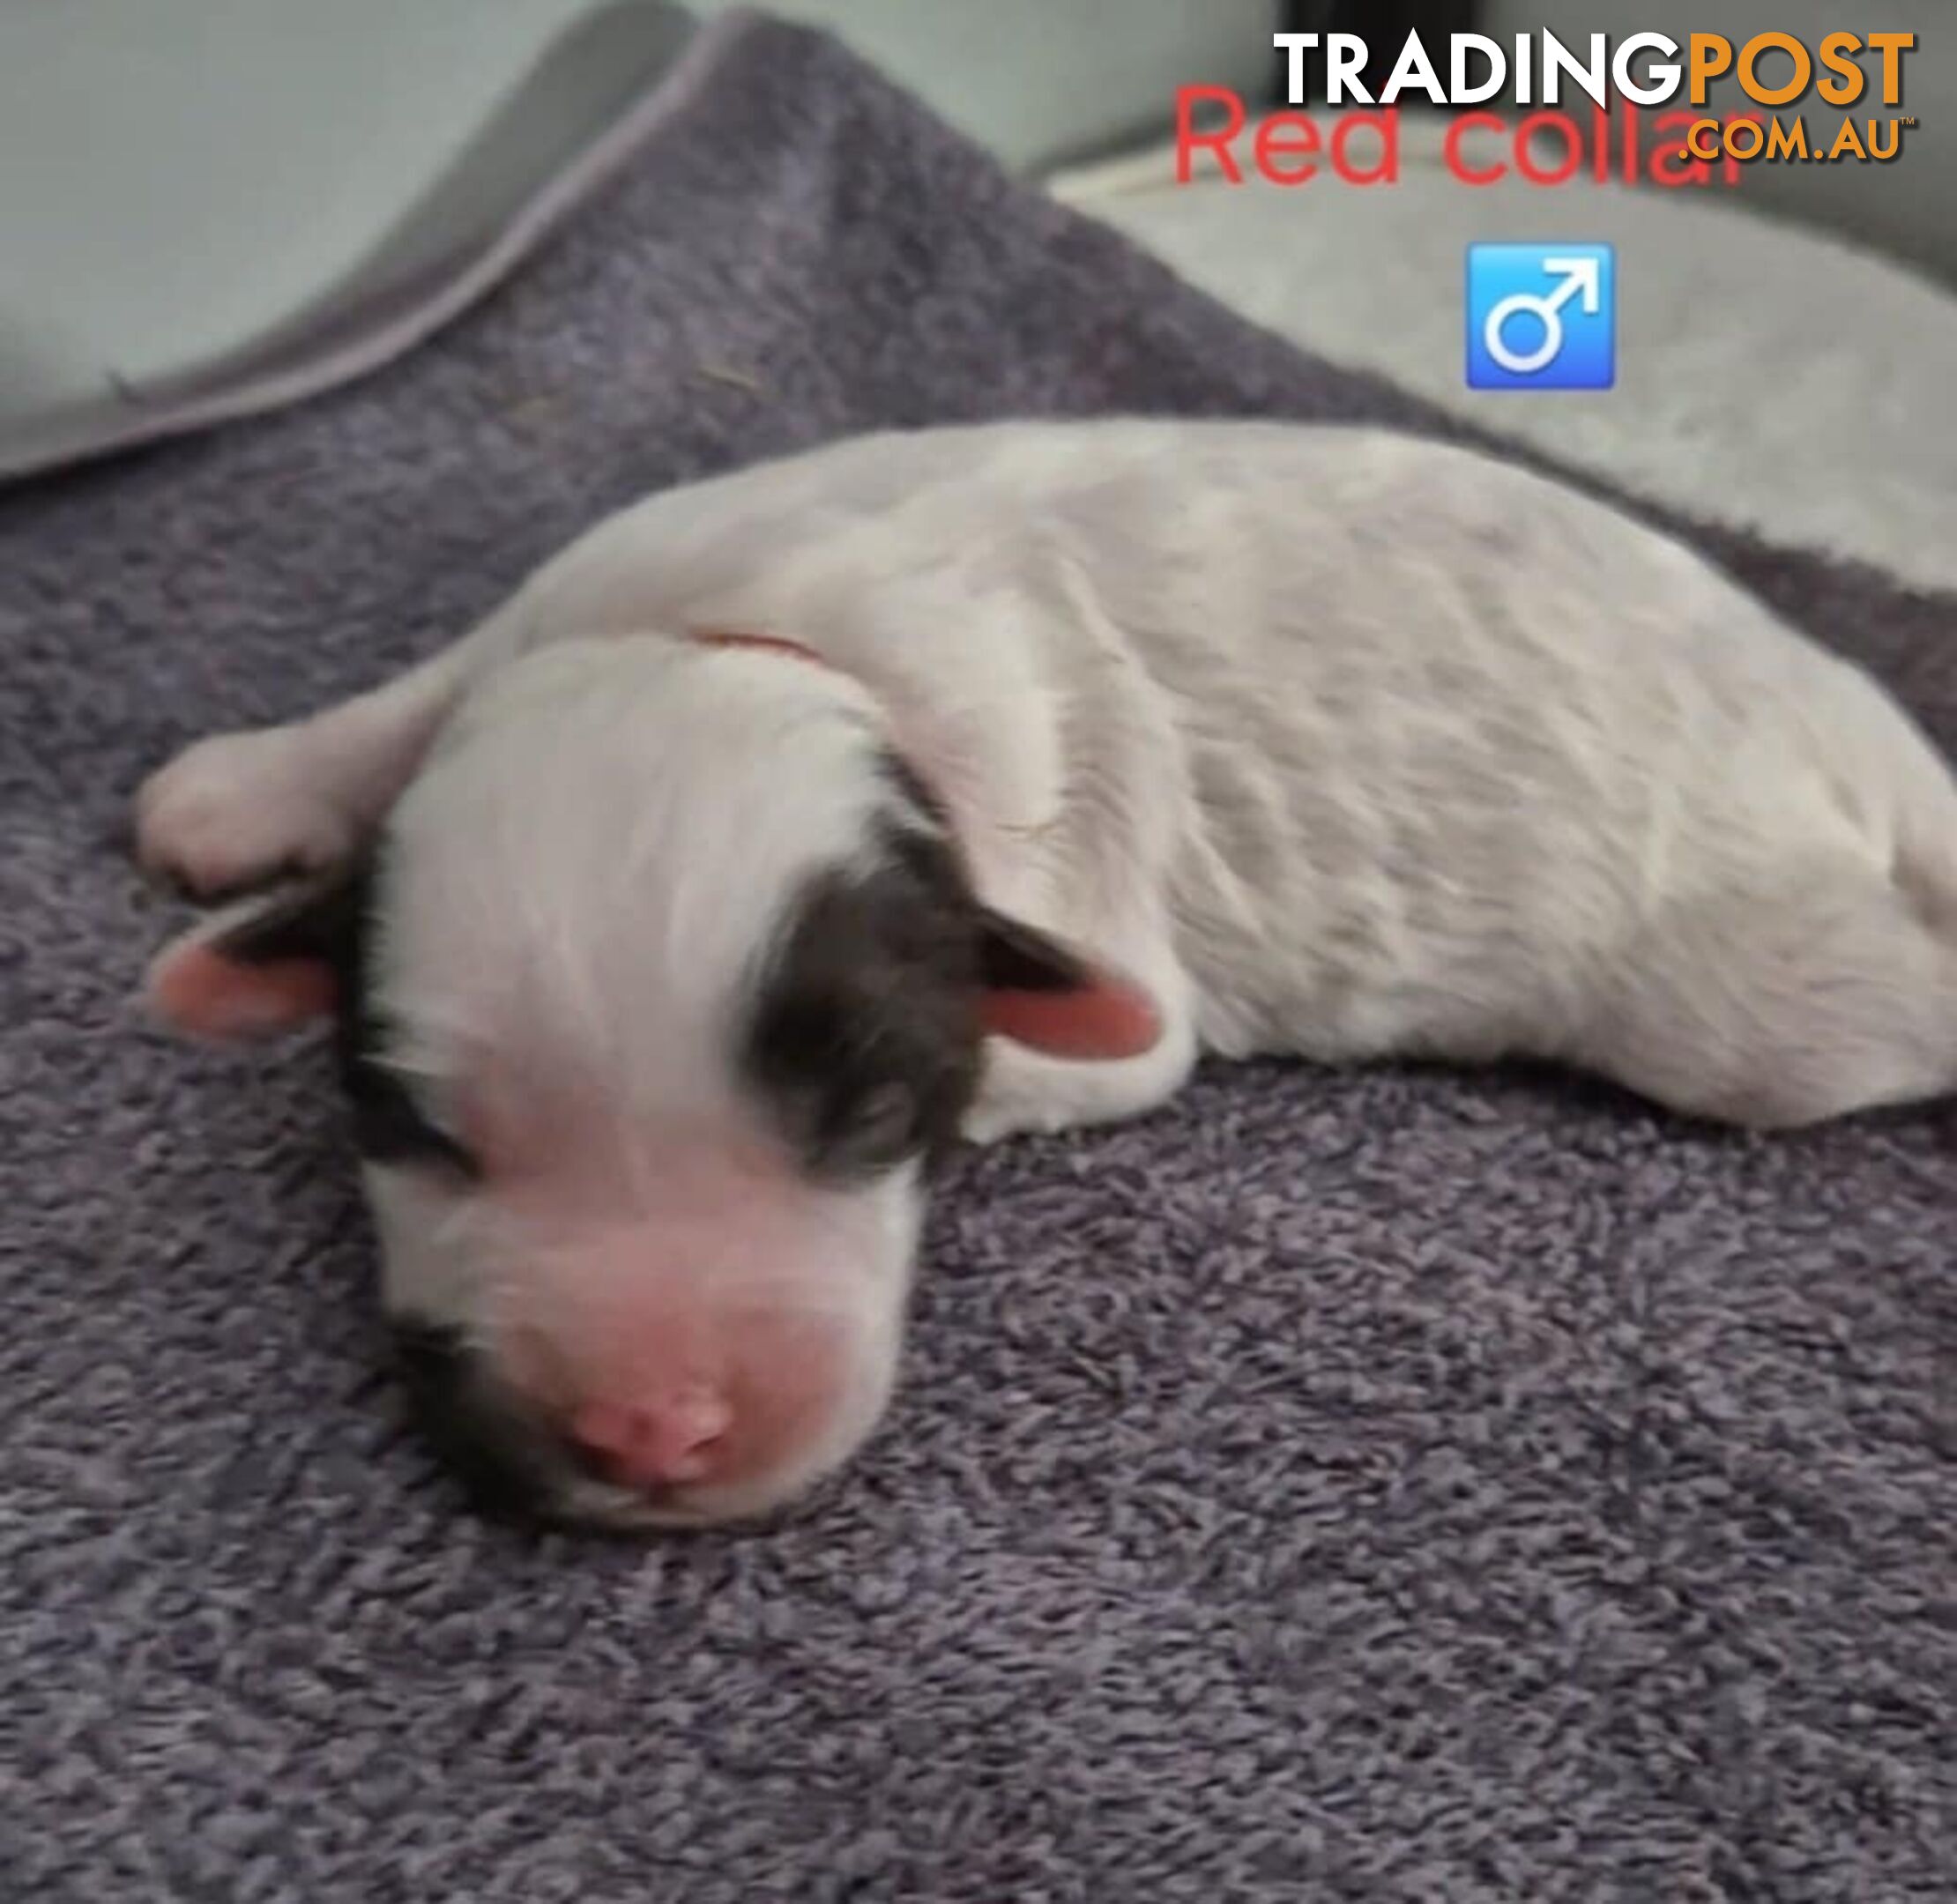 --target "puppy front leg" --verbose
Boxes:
[136,604,525,899]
